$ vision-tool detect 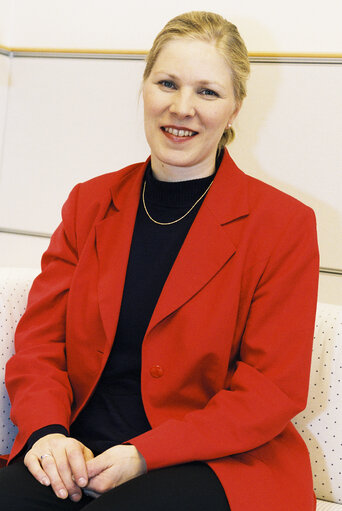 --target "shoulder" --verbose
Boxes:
[60,160,147,248]
[246,172,315,222]
[223,160,319,272]
[77,160,145,200]
[220,151,316,232]
[63,160,146,218]
[241,172,318,259]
